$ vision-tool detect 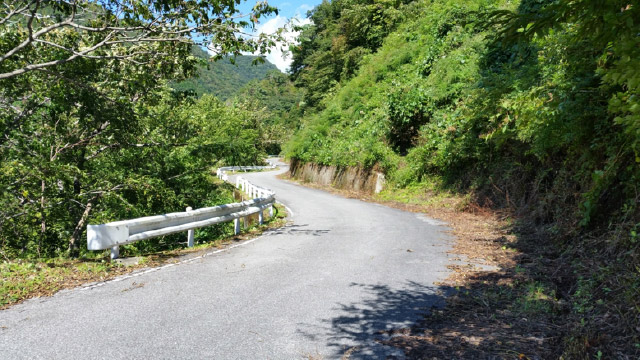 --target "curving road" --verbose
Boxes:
[0,161,454,359]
